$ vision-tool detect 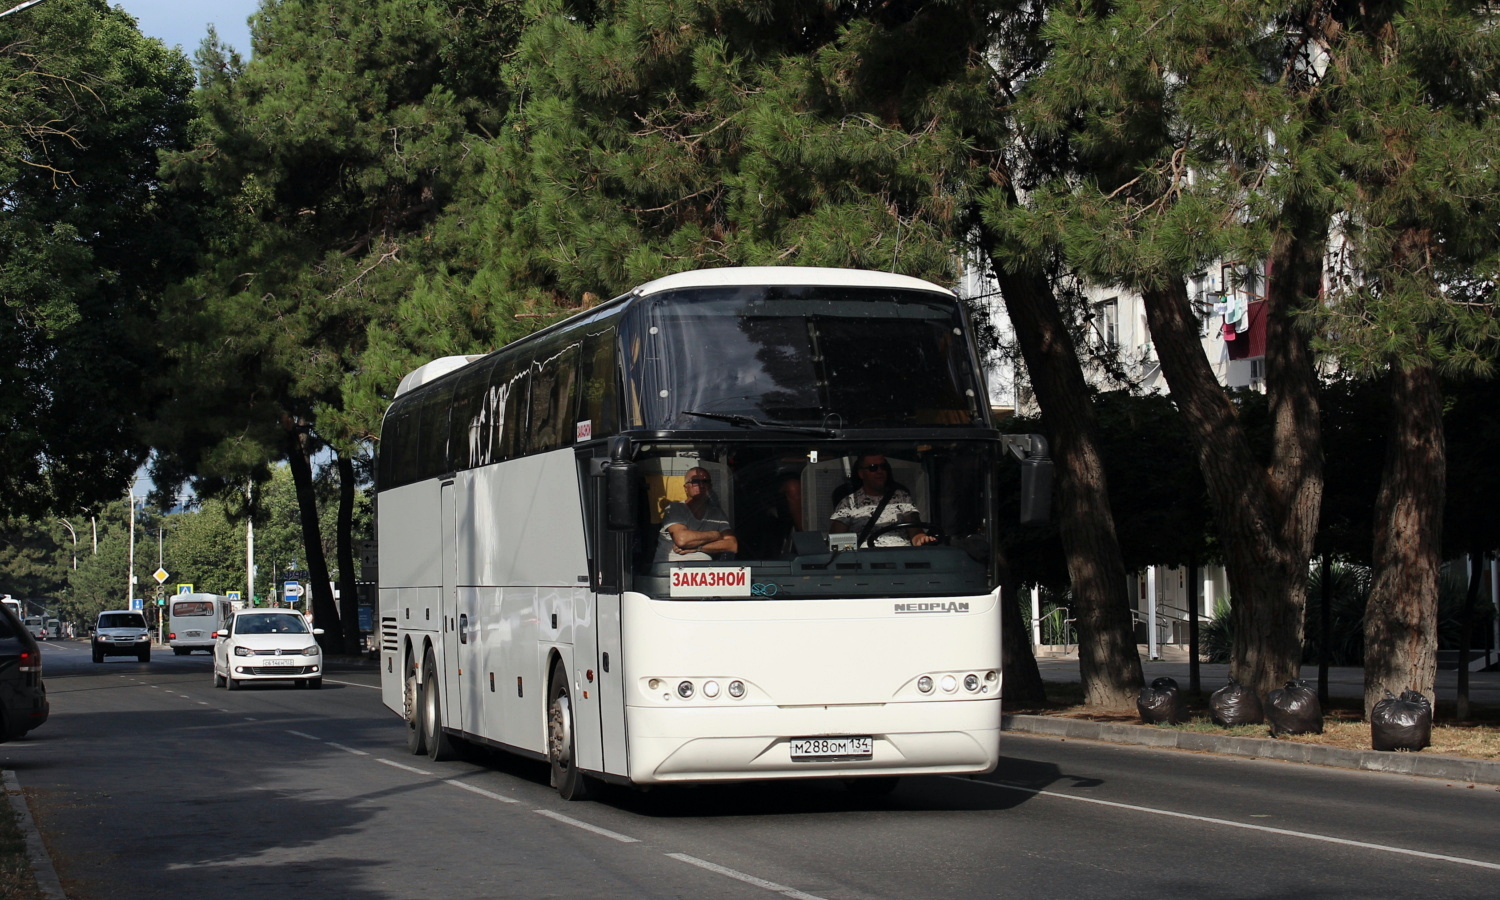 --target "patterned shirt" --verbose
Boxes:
[829,487,920,547]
